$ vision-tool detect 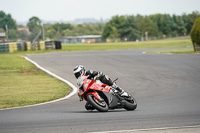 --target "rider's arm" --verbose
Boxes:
[85,70,103,78]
